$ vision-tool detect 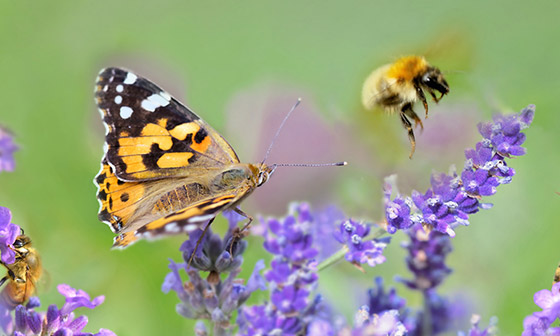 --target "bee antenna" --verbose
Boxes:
[261,98,301,165]
[274,162,348,168]
[443,69,467,75]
